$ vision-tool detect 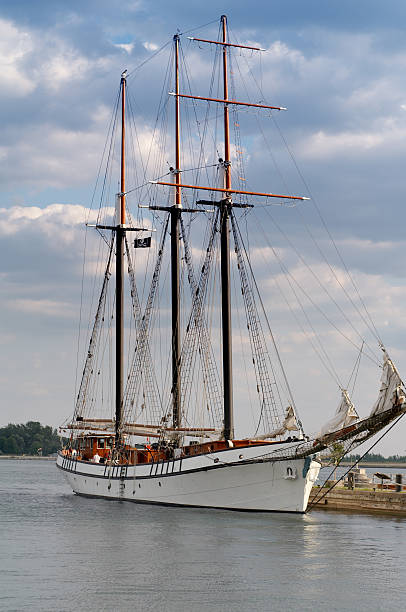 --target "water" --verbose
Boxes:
[1,460,405,612]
